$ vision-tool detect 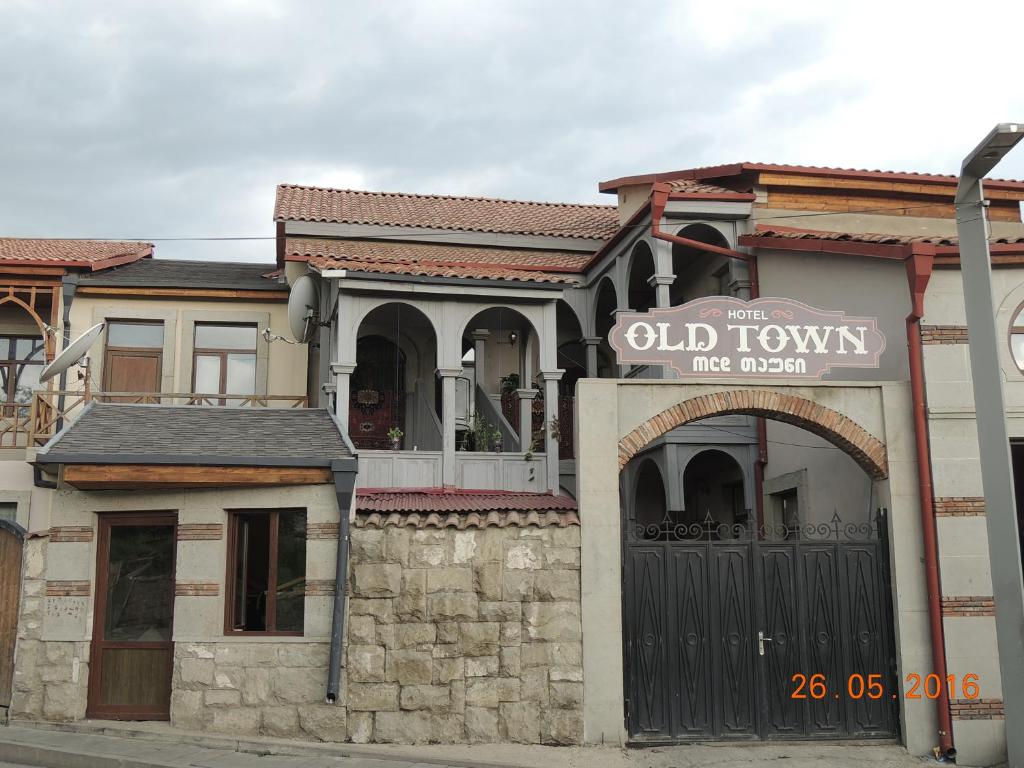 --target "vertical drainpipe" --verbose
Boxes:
[648,183,767,526]
[326,453,357,704]
[905,244,955,757]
